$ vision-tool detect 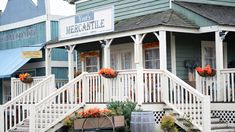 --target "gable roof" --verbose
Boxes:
[174,1,235,26]
[0,0,46,25]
